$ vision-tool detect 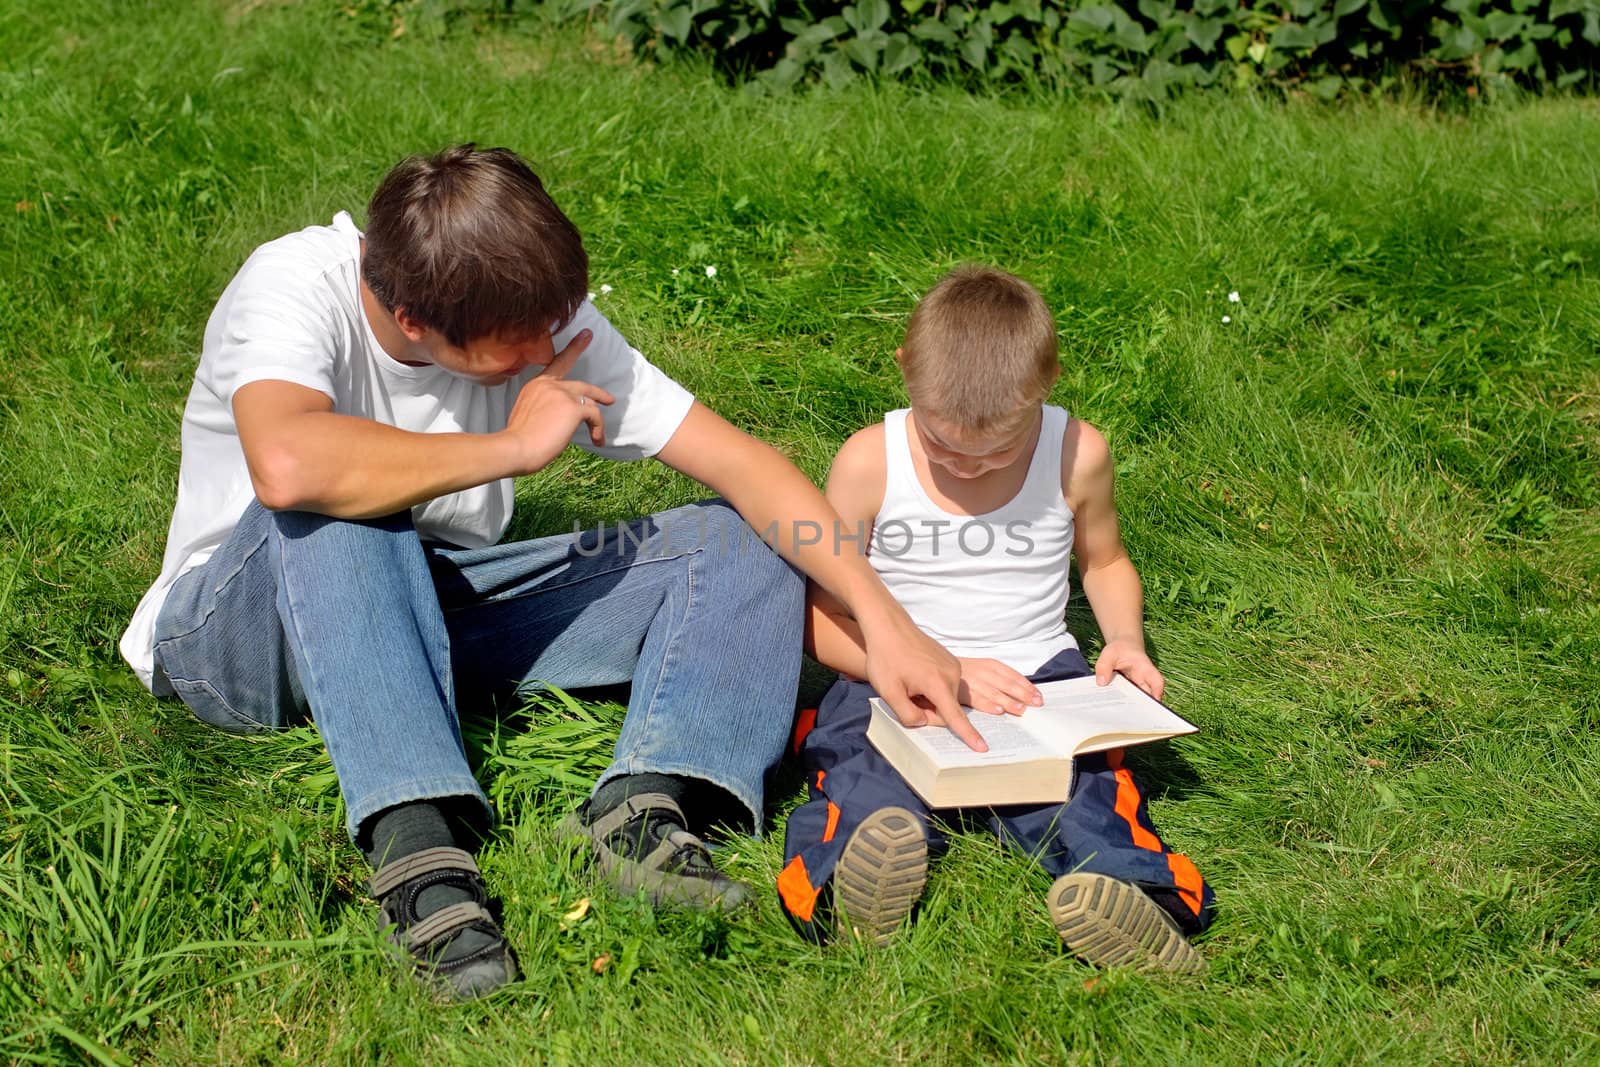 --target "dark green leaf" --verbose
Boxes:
[819,49,857,86]
[839,30,887,68]
[1069,6,1116,33]
[881,33,922,73]
[960,29,991,68]
[1109,8,1151,51]
[844,0,891,34]
[656,3,693,43]
[1497,39,1540,67]
[1183,14,1225,51]
[1136,0,1175,22]
[1483,10,1525,38]
[1271,22,1319,50]
[1308,74,1343,98]
[1436,22,1484,59]
[912,16,959,44]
